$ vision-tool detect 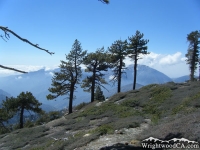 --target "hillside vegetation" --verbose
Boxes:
[0,81,200,150]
